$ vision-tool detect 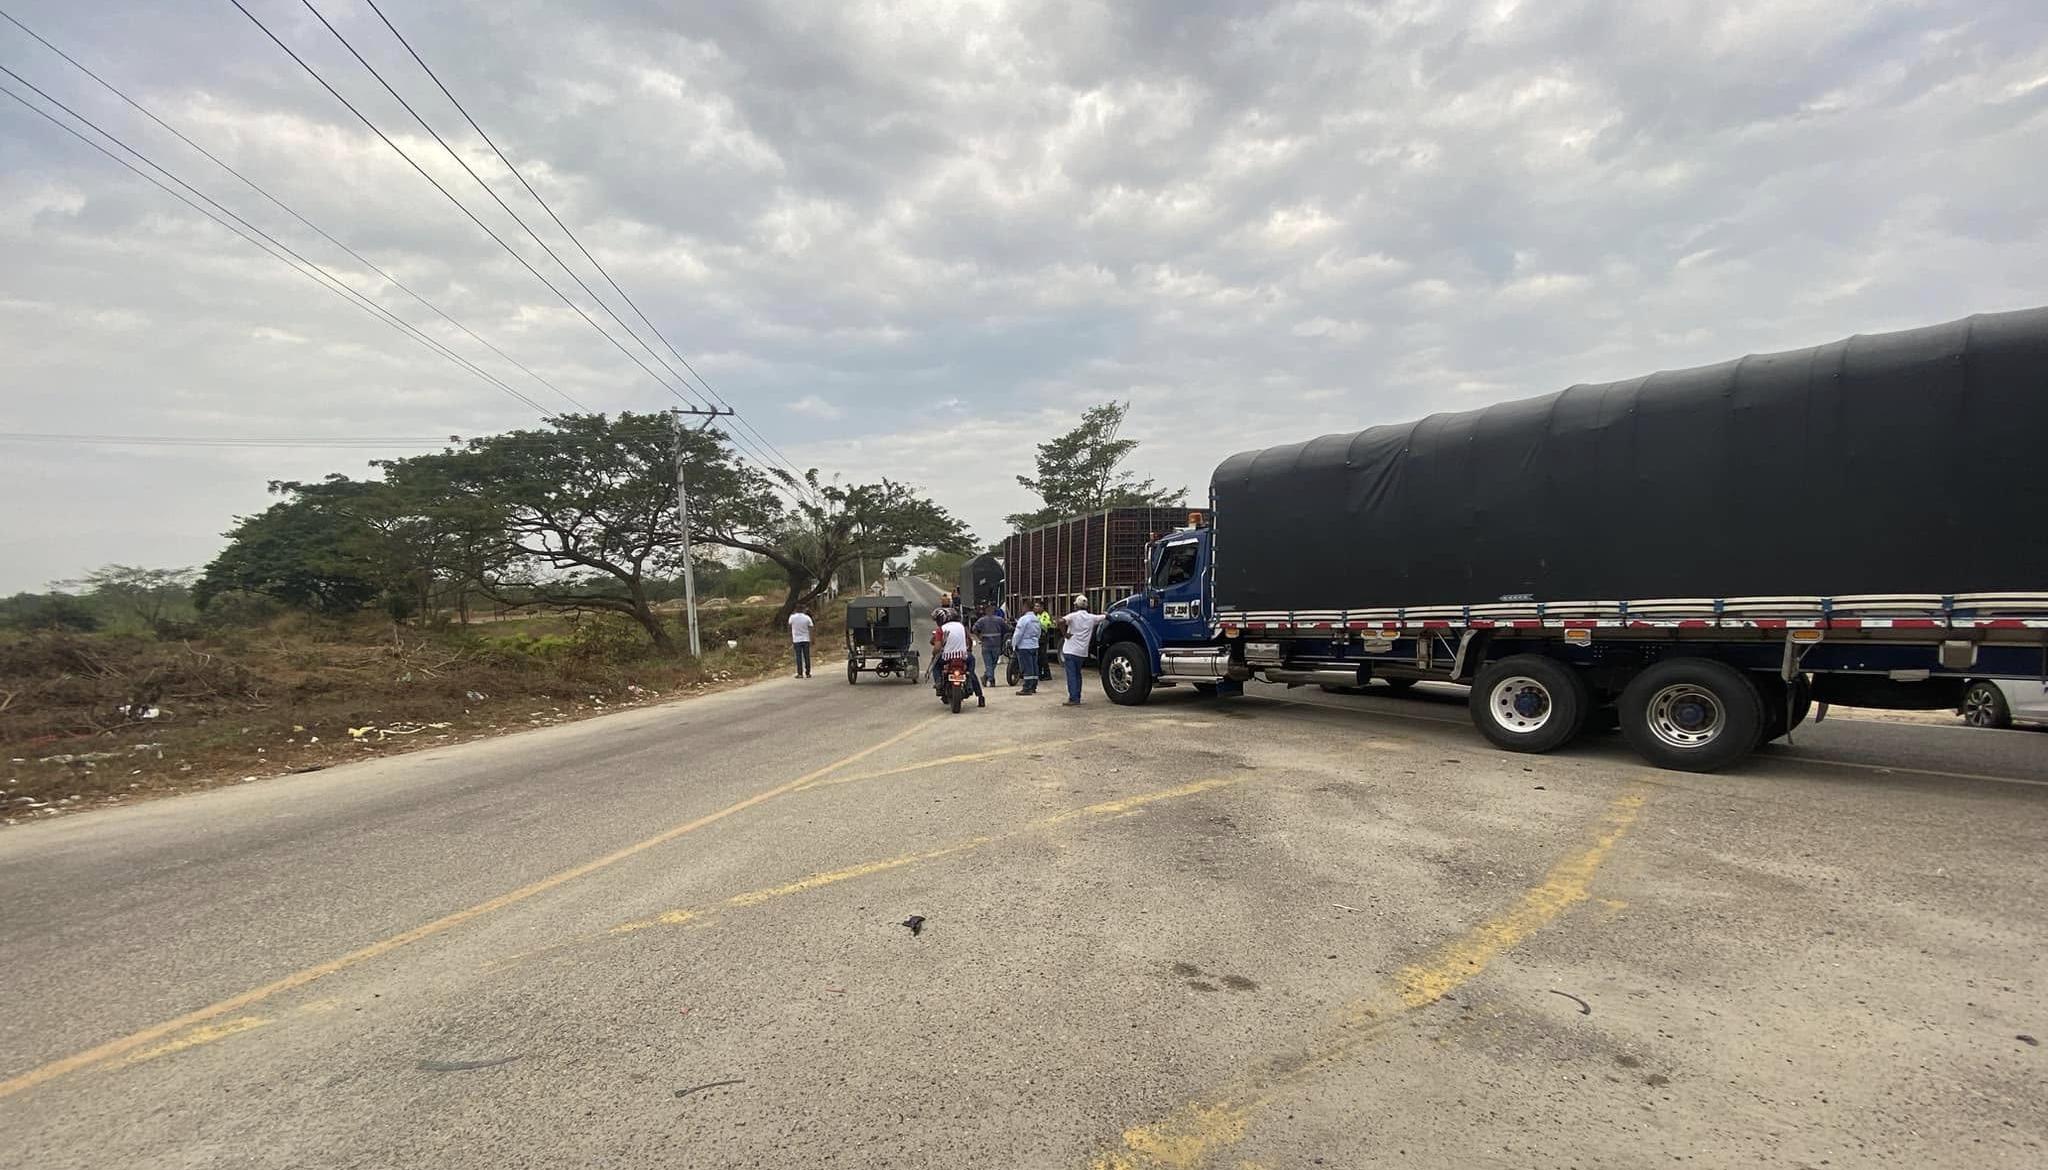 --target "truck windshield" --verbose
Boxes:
[1152,543,1198,589]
